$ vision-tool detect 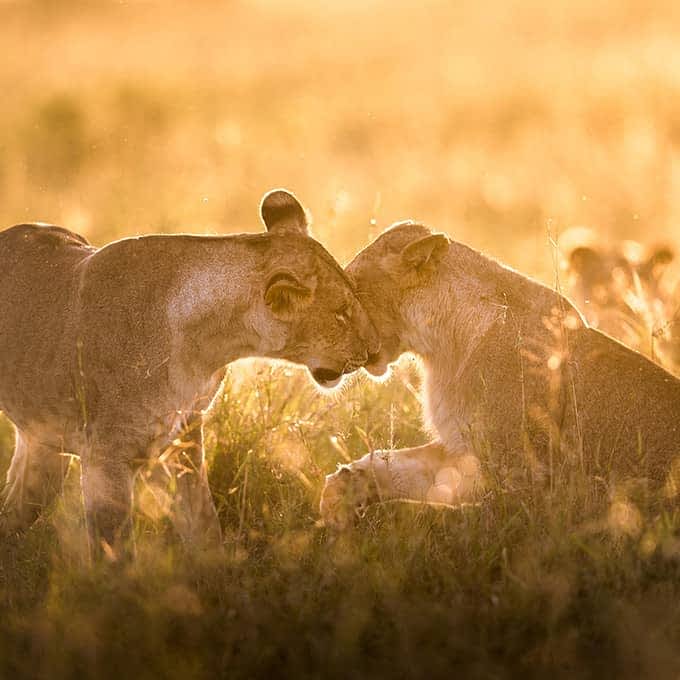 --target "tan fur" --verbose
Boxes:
[320,222,680,529]
[0,189,379,554]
